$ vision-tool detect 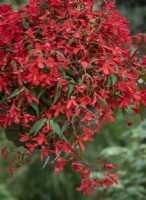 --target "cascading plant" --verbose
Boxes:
[0,0,145,195]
